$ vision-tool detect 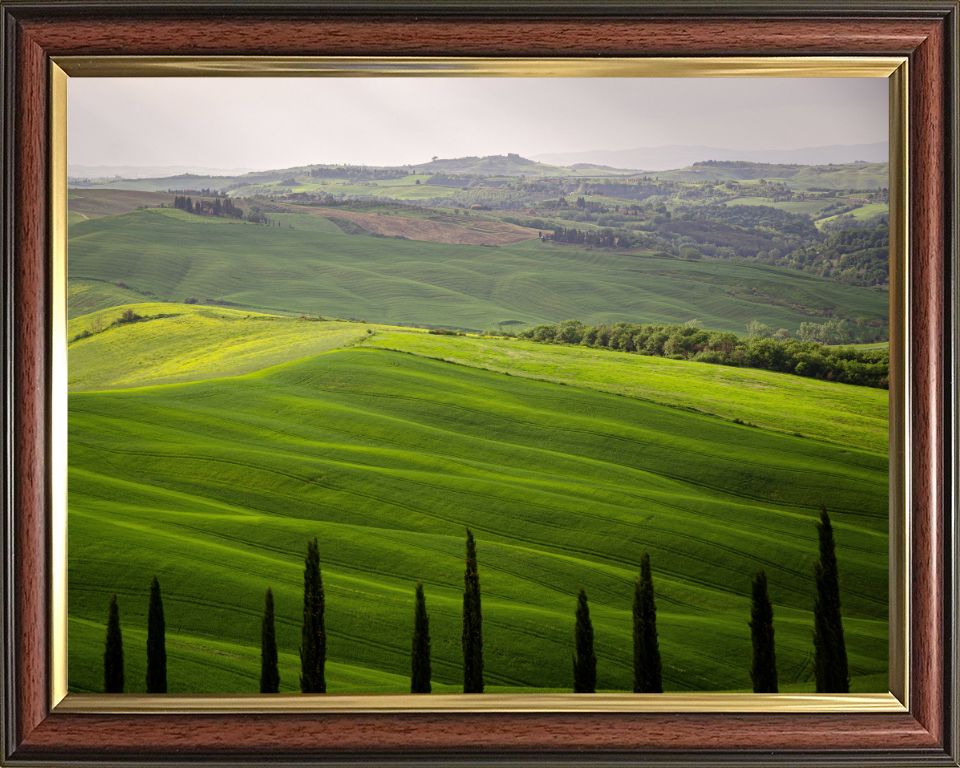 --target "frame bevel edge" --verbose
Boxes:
[1,4,19,766]
[0,0,959,19]
[943,0,959,763]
